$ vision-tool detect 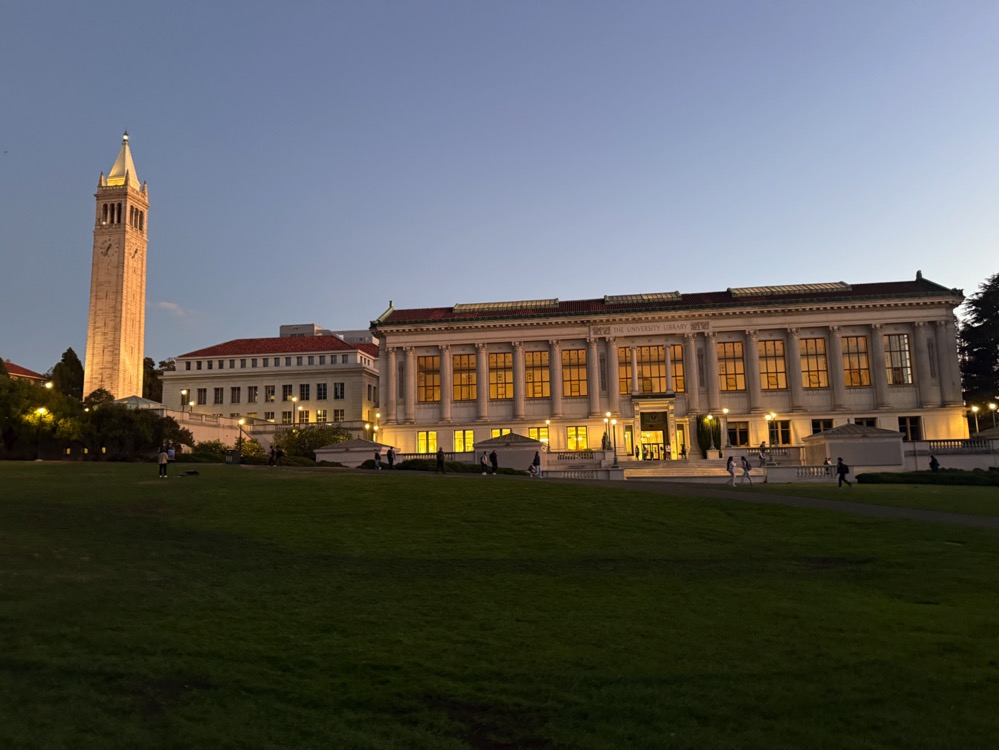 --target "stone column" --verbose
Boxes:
[704,332,720,413]
[476,343,489,421]
[403,346,416,424]
[587,338,601,416]
[870,324,890,409]
[663,339,674,394]
[912,322,935,408]
[786,329,805,412]
[935,319,963,406]
[744,330,762,413]
[384,347,398,424]
[606,338,620,414]
[683,333,701,413]
[439,345,452,424]
[827,326,847,411]
[549,340,563,418]
[512,342,526,421]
